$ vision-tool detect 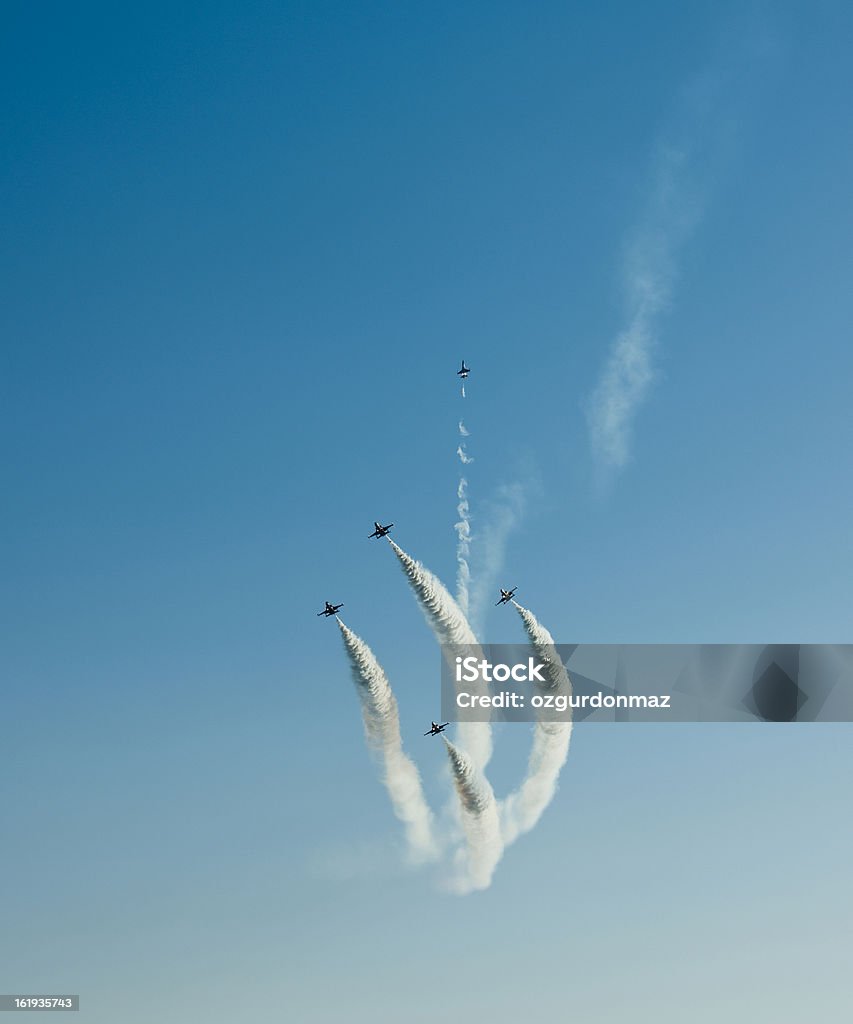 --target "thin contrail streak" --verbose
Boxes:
[585,46,766,478]
[466,481,527,635]
[499,601,573,846]
[387,538,492,769]
[455,419,473,618]
[443,738,503,892]
[455,477,471,619]
[337,618,440,863]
